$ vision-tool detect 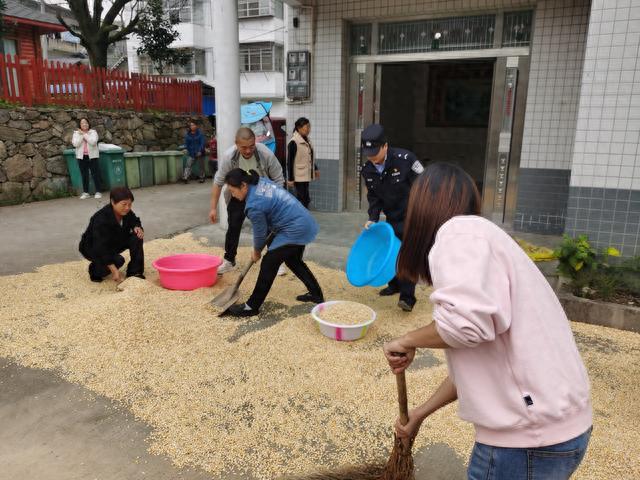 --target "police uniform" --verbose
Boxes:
[360,124,423,310]
[361,147,423,238]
